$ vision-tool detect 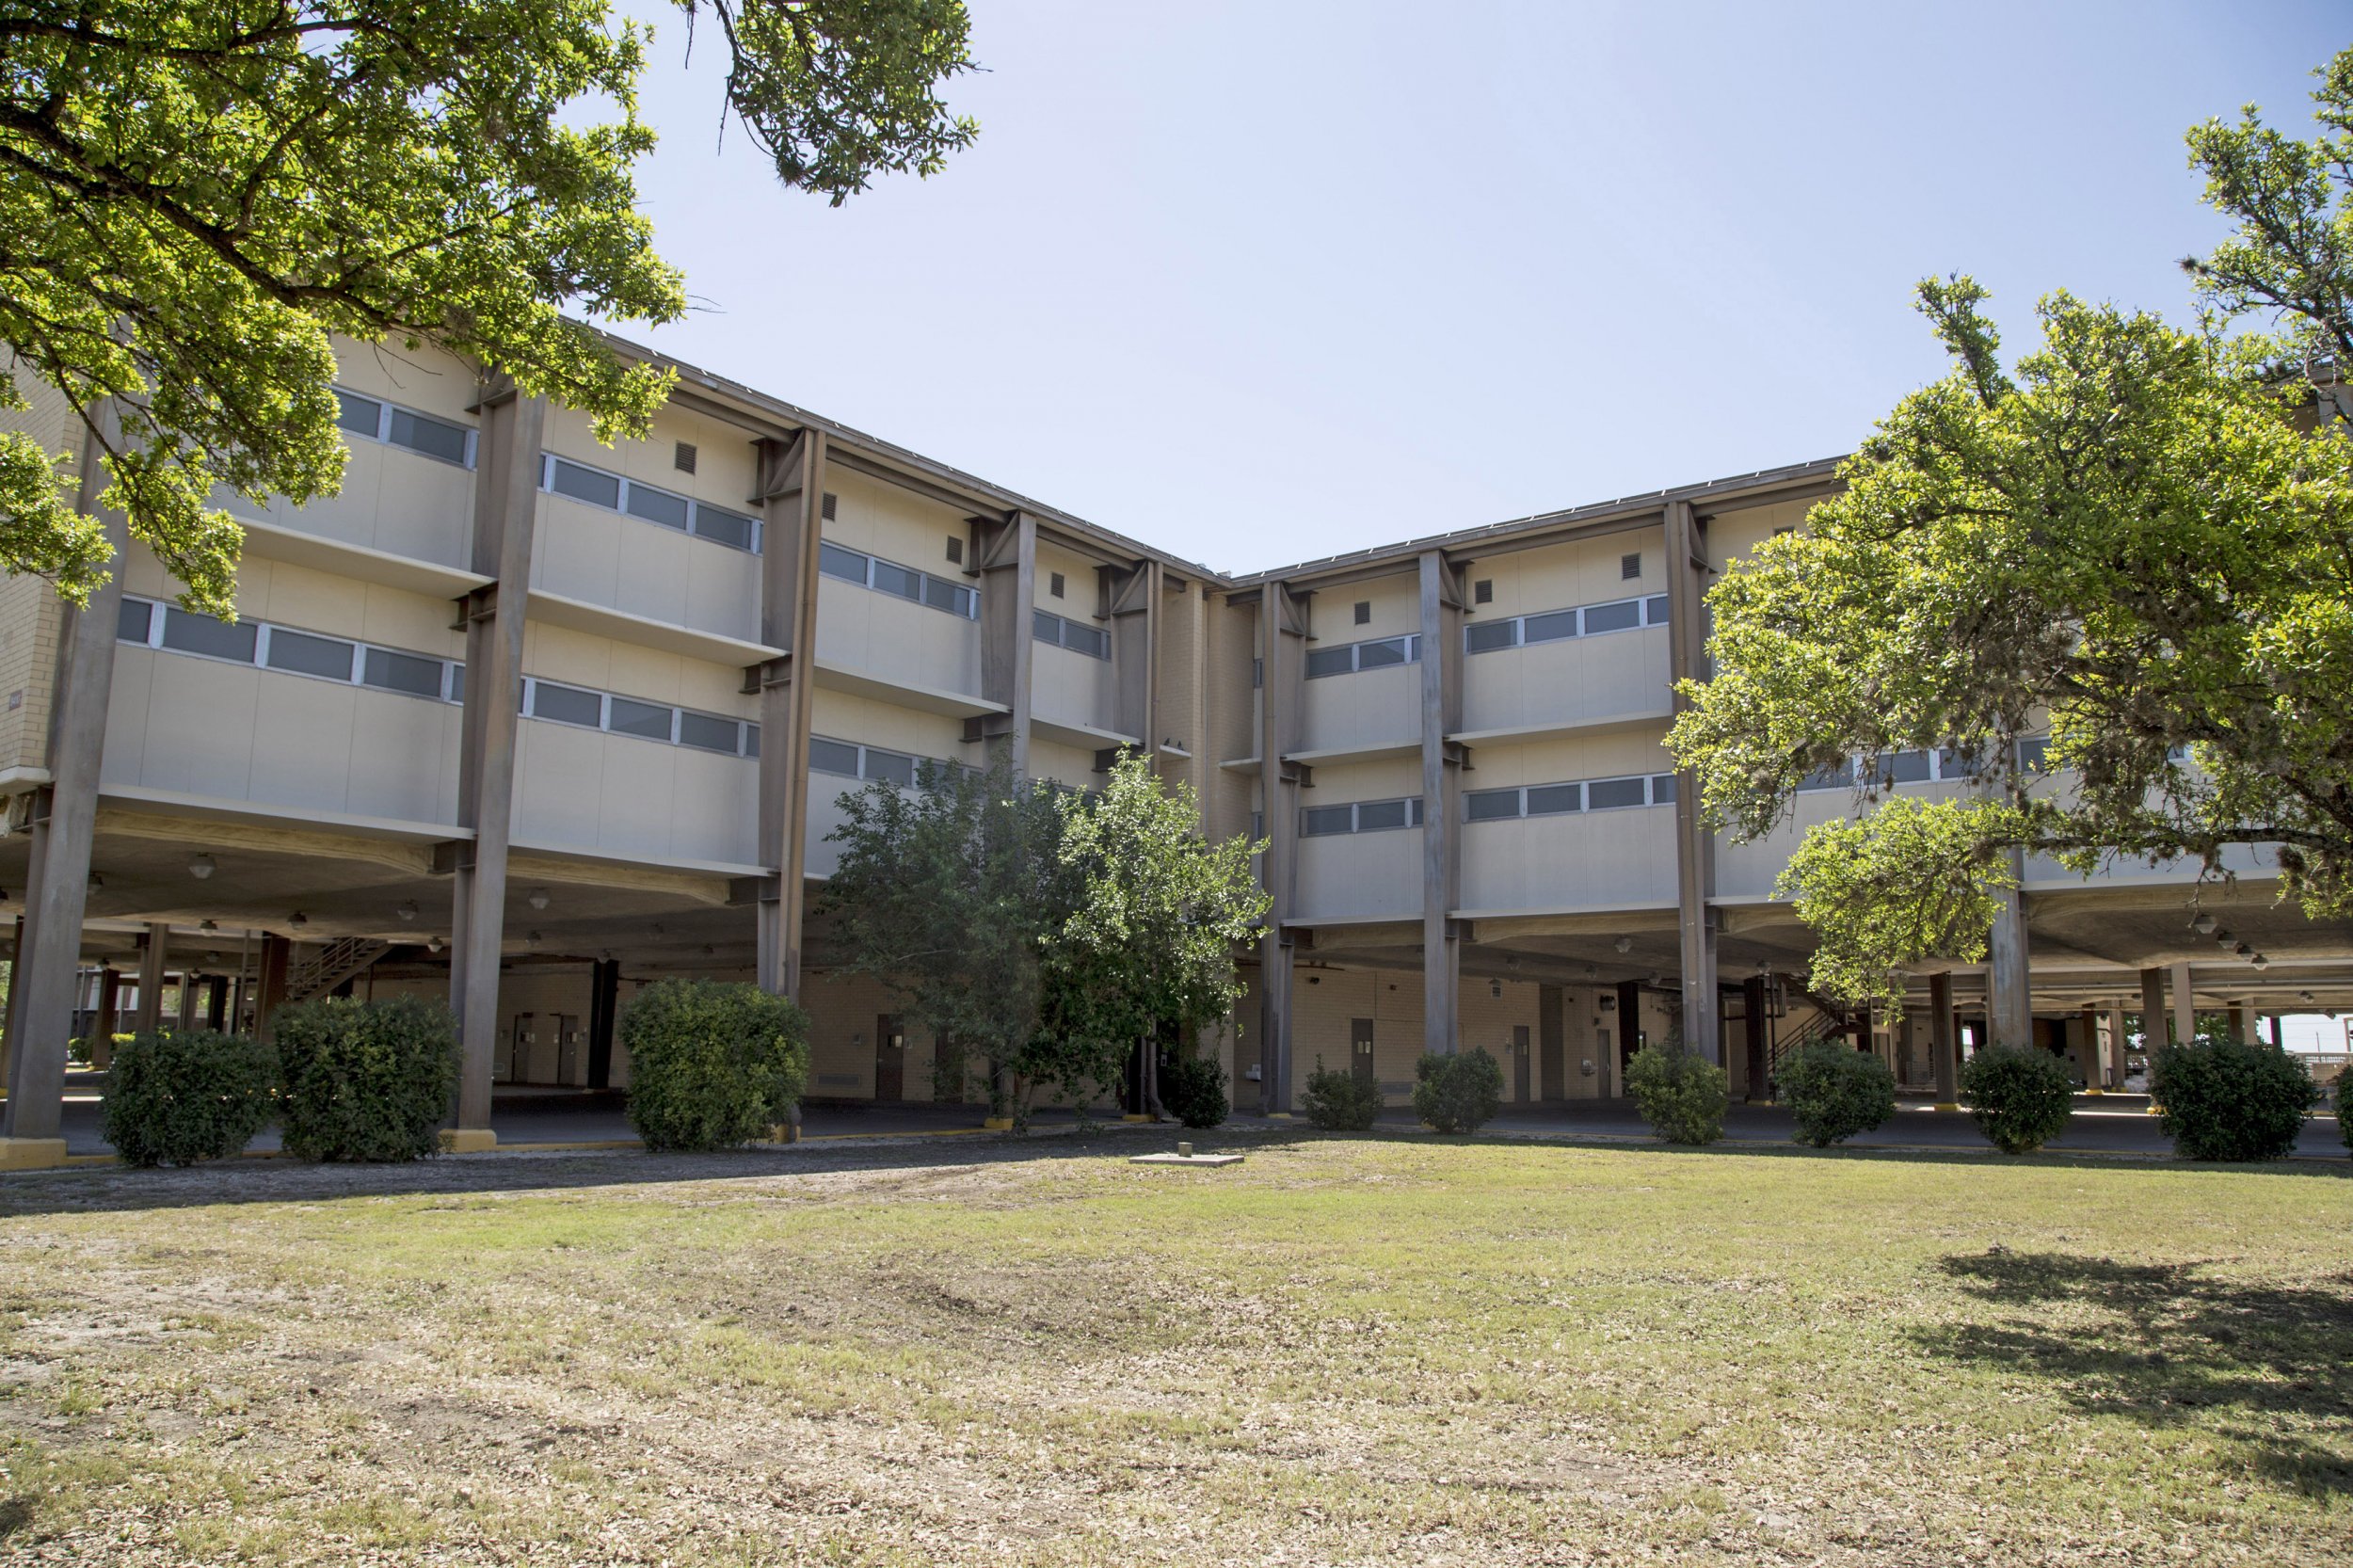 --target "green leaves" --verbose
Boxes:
[0,0,975,614]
